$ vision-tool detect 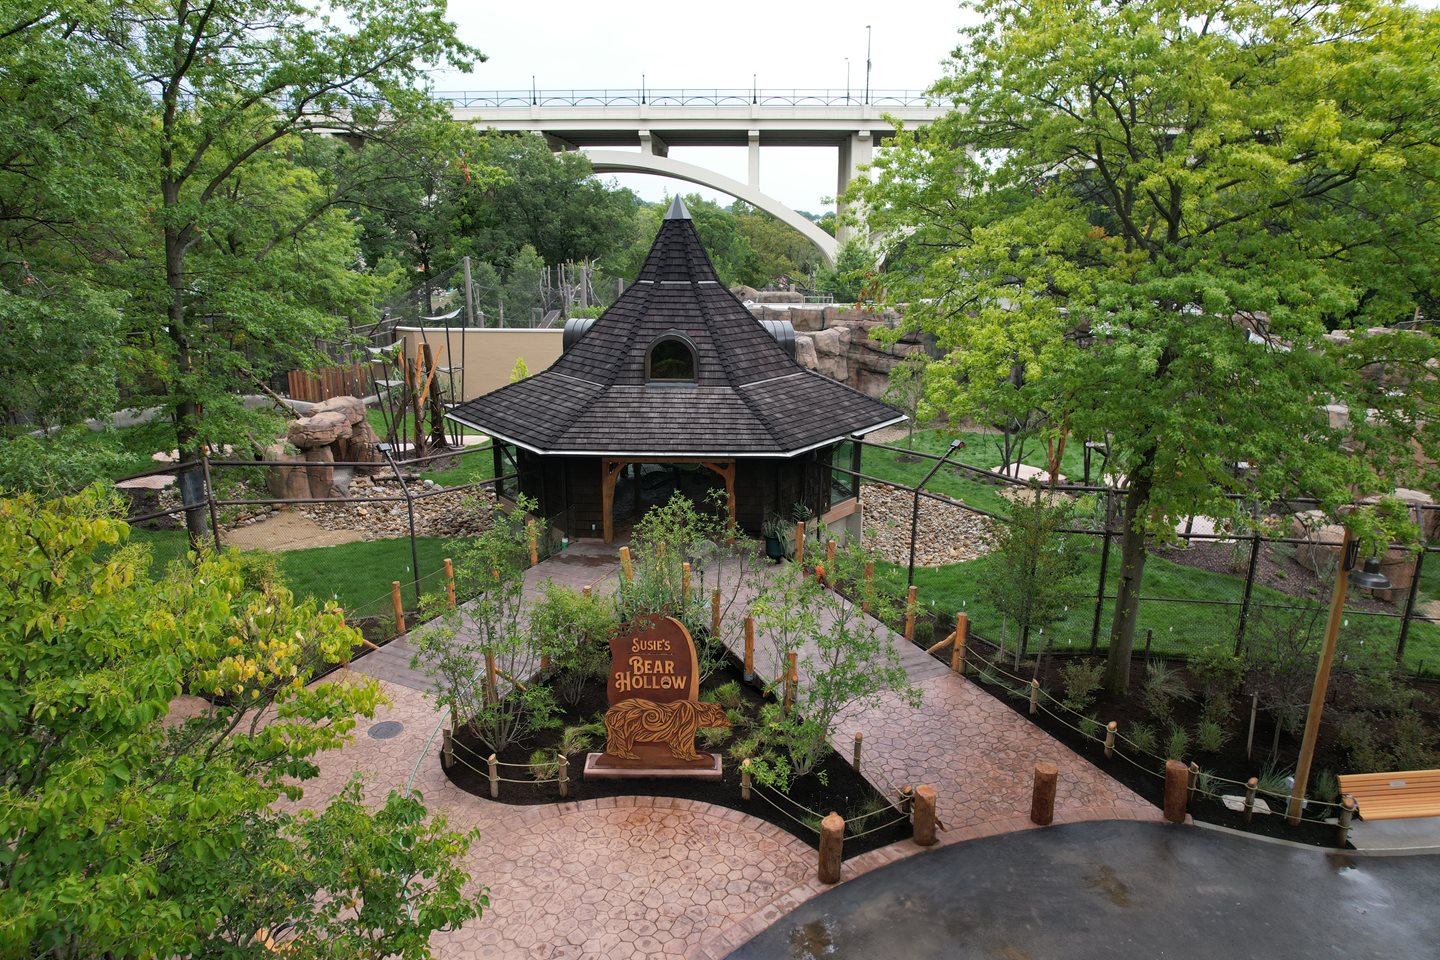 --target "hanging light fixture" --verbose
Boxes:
[1348,555,1391,591]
